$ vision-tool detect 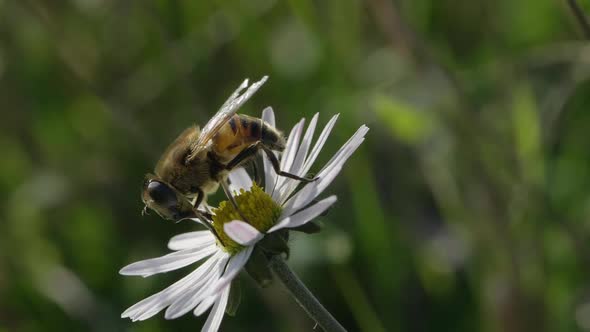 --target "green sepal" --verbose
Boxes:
[225,278,242,316]
[245,247,273,288]
[290,220,324,234]
[258,232,290,258]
